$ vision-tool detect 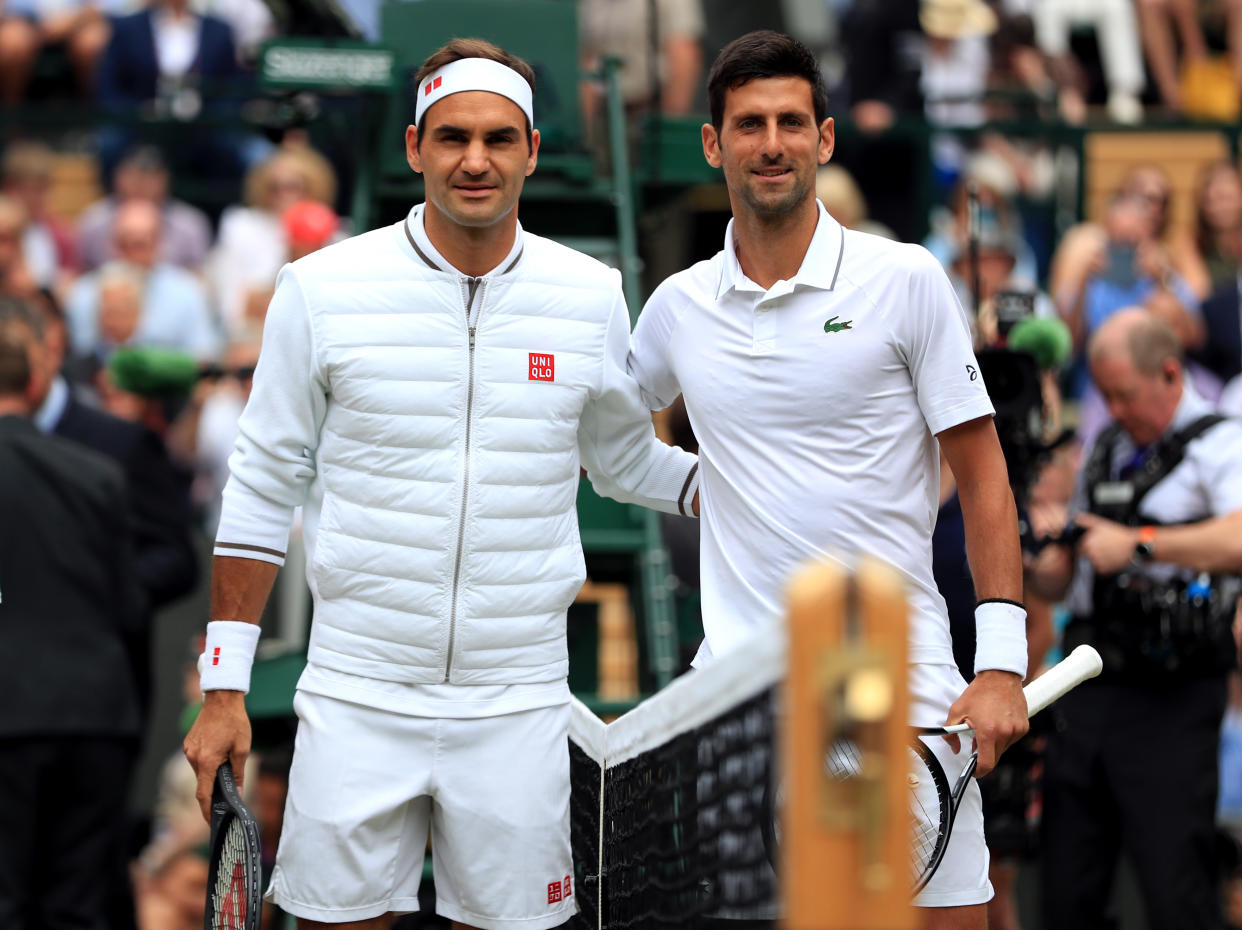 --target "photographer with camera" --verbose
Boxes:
[1027,308,1242,930]
[1057,193,1208,447]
